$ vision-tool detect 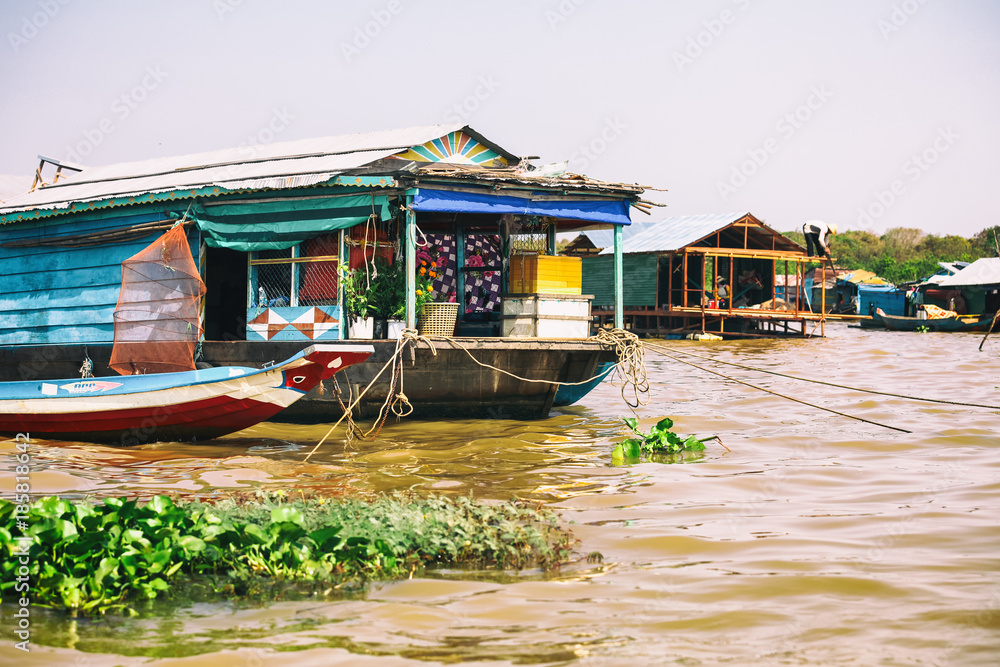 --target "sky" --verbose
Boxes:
[1,0,998,237]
